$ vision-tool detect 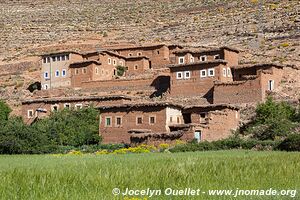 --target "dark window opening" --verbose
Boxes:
[27,82,41,93]
[137,117,143,124]
[183,113,192,124]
